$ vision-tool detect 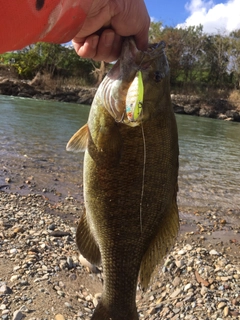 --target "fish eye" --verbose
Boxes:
[154,71,162,83]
